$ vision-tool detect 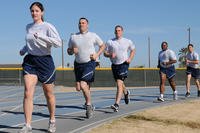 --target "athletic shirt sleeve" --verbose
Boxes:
[37,23,62,48]
[194,52,199,60]
[68,34,73,49]
[105,40,112,53]
[169,49,177,60]
[128,39,135,51]
[94,33,103,46]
